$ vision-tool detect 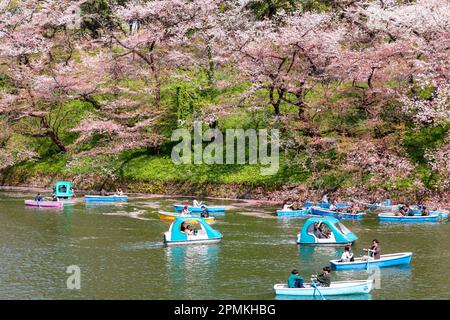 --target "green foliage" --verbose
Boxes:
[403,123,450,164]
